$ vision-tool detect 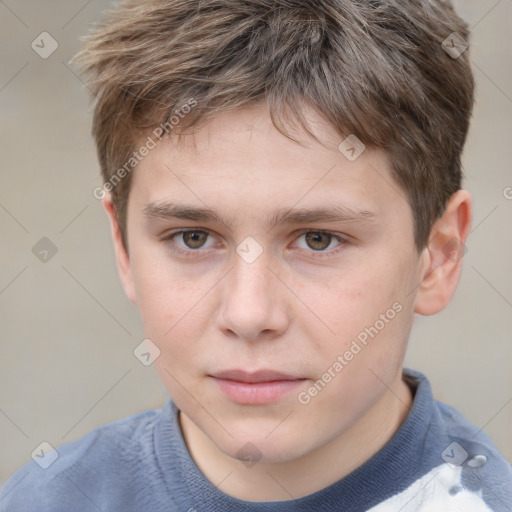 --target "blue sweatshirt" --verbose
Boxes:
[1,368,511,511]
